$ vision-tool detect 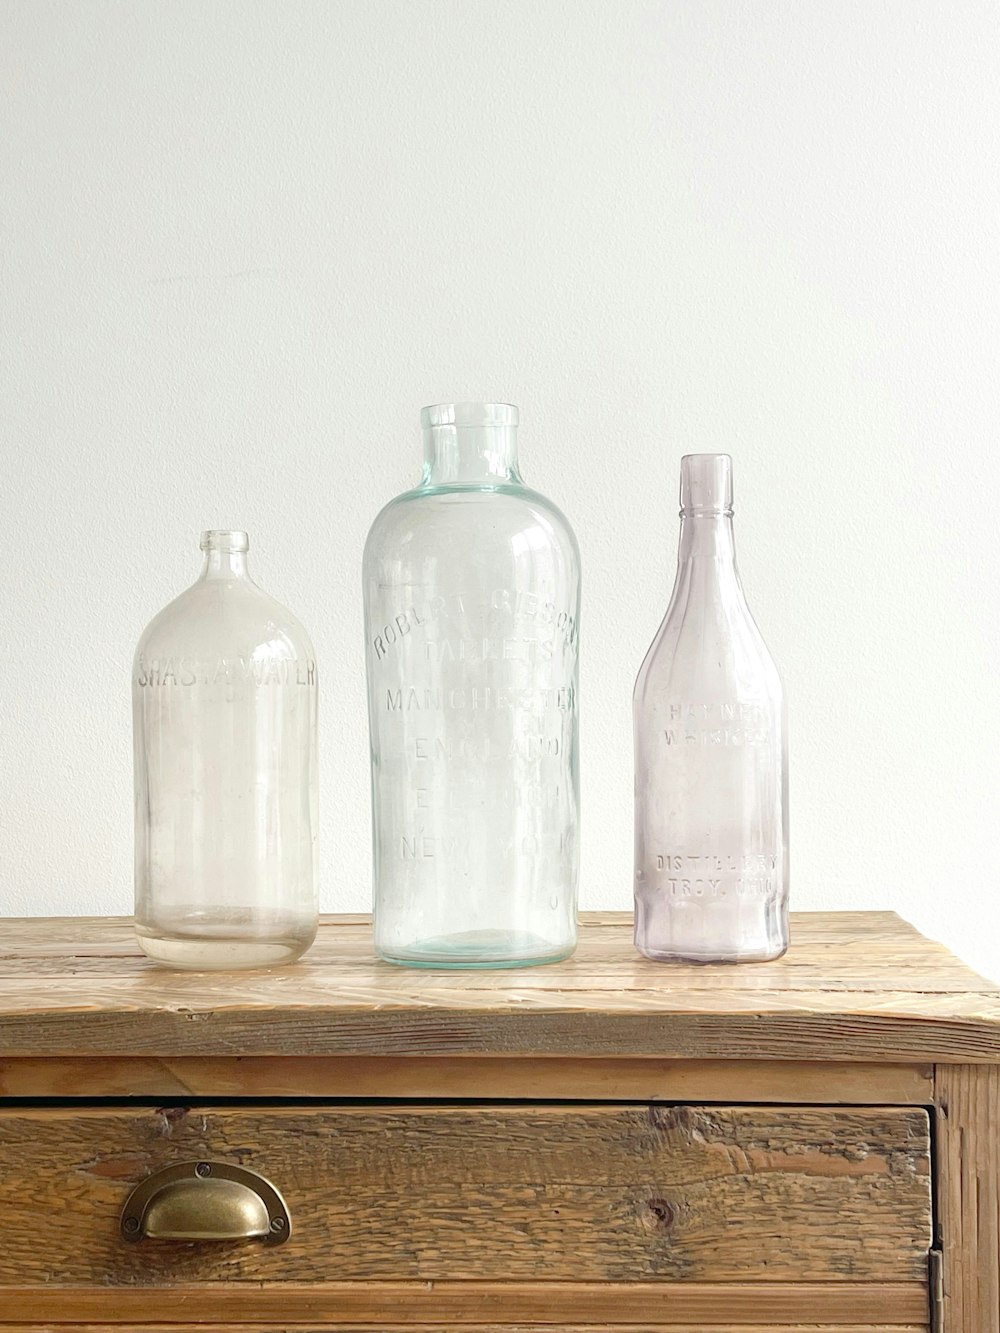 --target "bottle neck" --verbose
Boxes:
[677,512,737,563]
[422,424,521,486]
[201,550,250,580]
[199,531,251,581]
